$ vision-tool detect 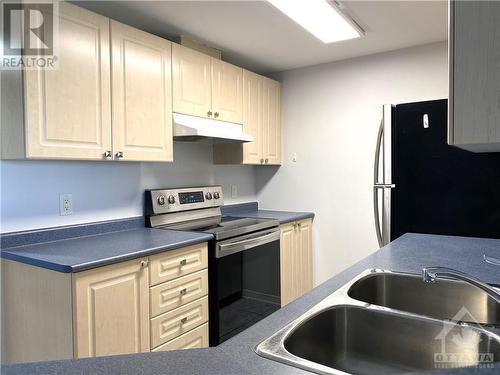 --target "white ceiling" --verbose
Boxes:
[74,1,448,74]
